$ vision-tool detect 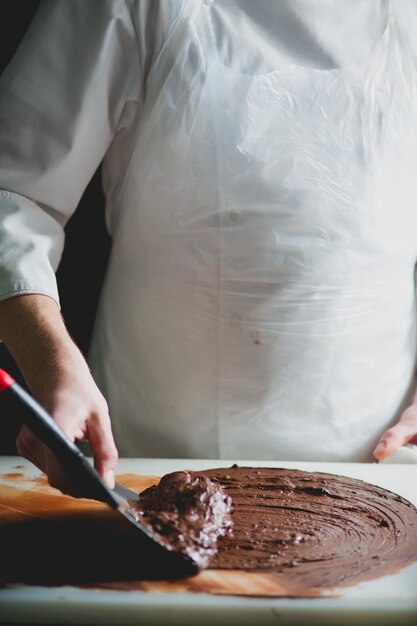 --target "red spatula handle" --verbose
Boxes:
[0,368,14,392]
